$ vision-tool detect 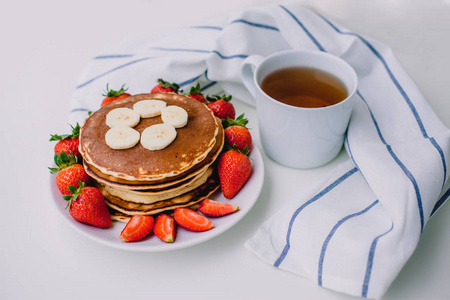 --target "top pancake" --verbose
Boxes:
[79,93,219,181]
